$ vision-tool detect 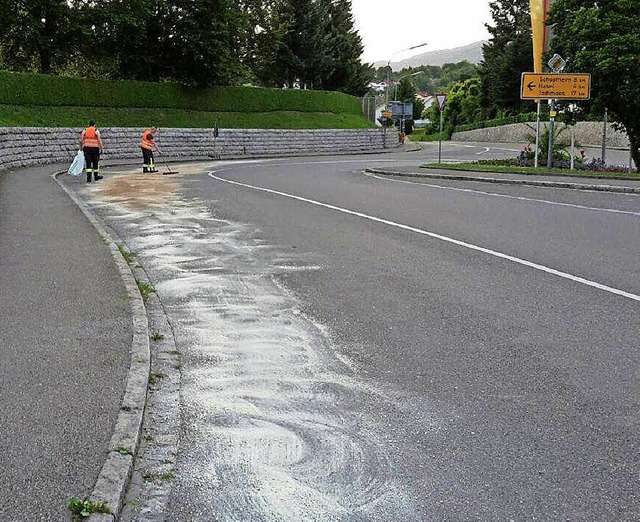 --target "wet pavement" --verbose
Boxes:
[15,154,639,520]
